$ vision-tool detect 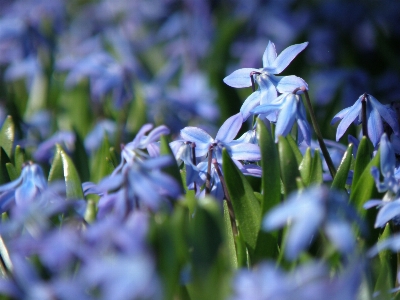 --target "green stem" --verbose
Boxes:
[205,145,214,195]
[362,93,368,138]
[303,89,337,179]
